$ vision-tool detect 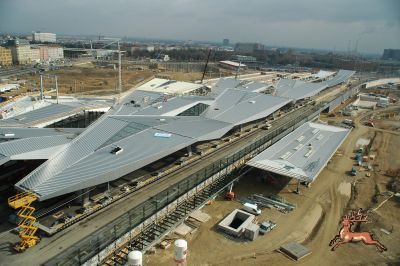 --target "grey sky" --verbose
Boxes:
[1,0,399,54]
